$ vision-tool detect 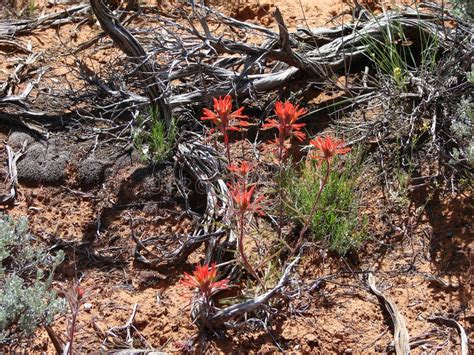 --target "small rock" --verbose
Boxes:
[83,303,93,311]
[7,129,36,149]
[77,157,108,186]
[17,140,70,184]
